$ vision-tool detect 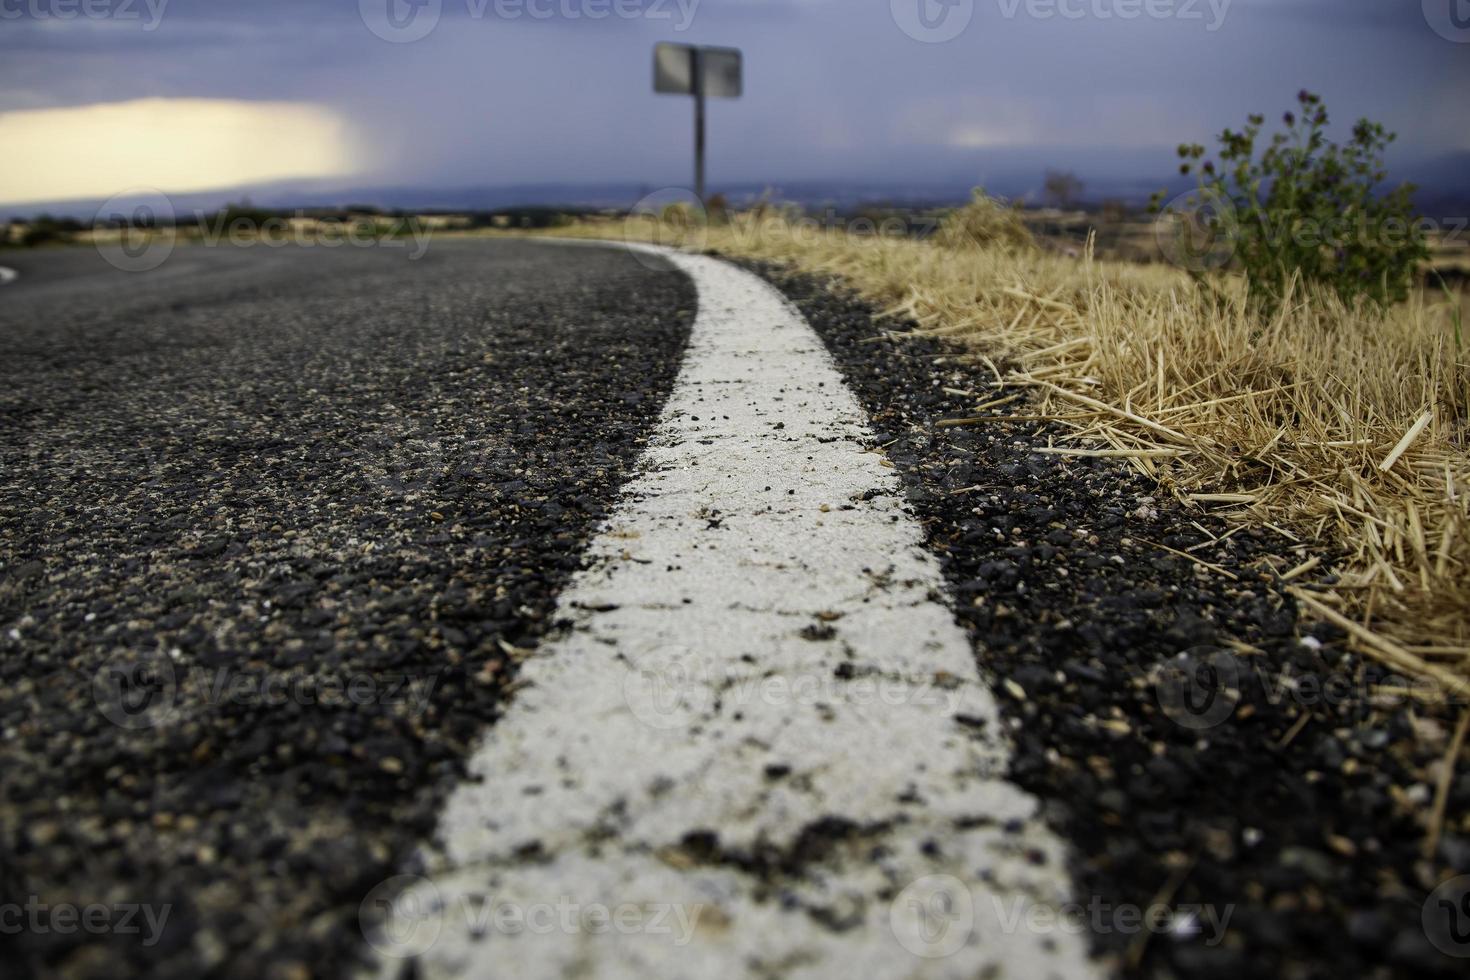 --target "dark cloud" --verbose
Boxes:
[3,0,1466,199]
